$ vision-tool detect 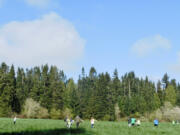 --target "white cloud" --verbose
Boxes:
[131,35,171,57]
[0,12,85,71]
[24,0,50,8]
